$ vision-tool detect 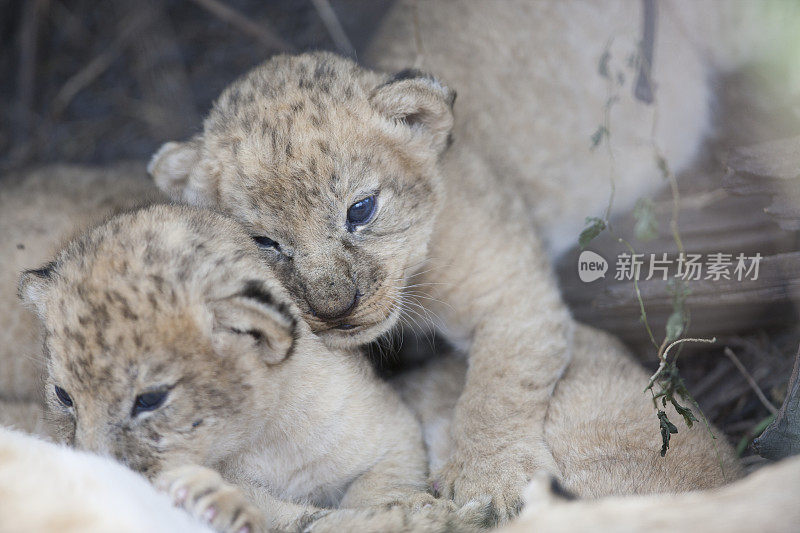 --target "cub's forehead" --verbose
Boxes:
[213,52,377,117]
[204,55,392,167]
[49,208,258,299]
[207,81,388,177]
[45,299,205,389]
